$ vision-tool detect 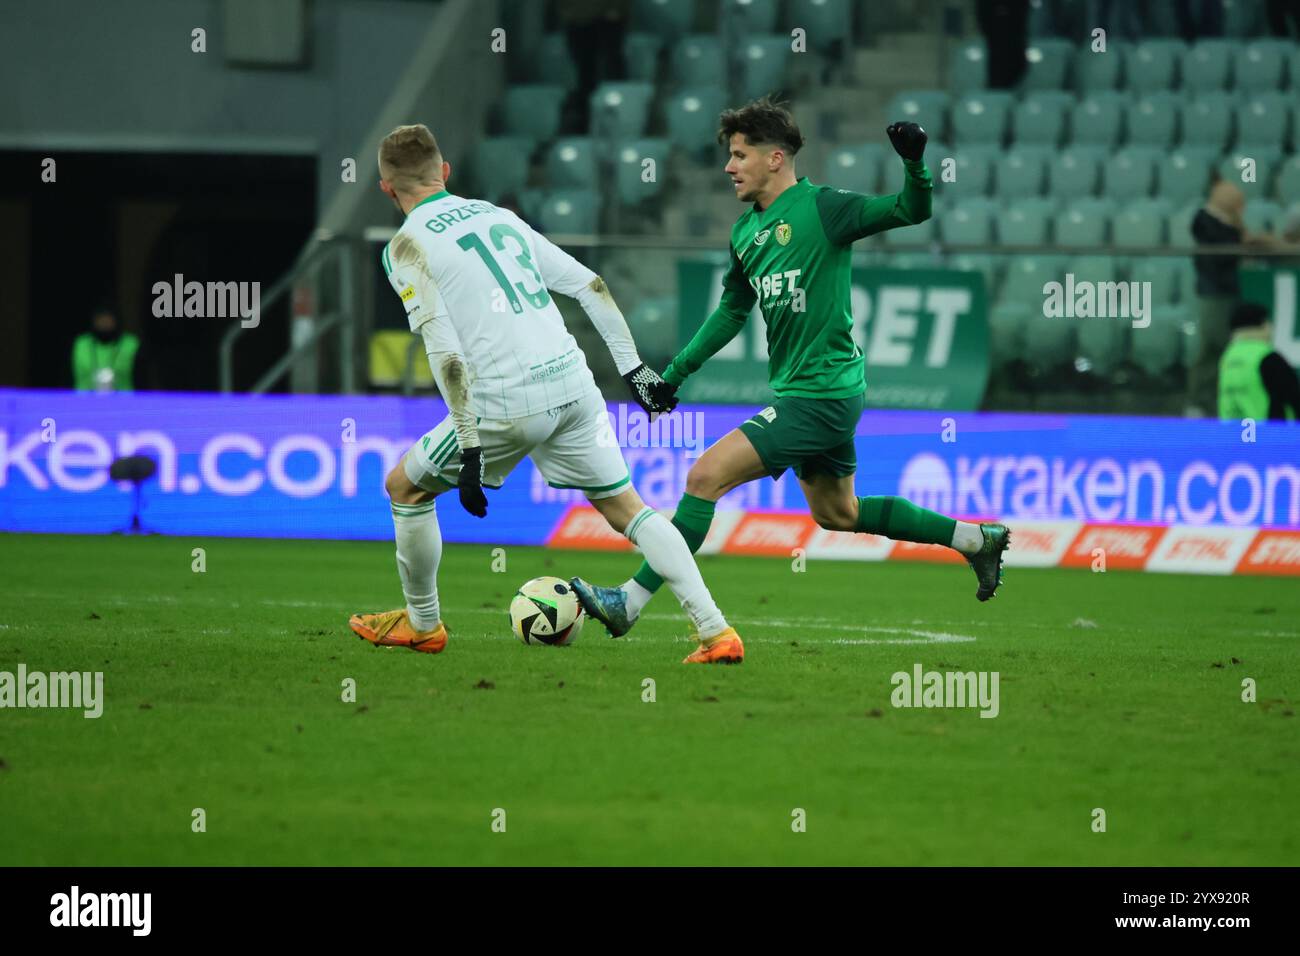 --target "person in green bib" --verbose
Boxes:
[1218,302,1300,421]
[572,97,1011,663]
[72,306,140,392]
